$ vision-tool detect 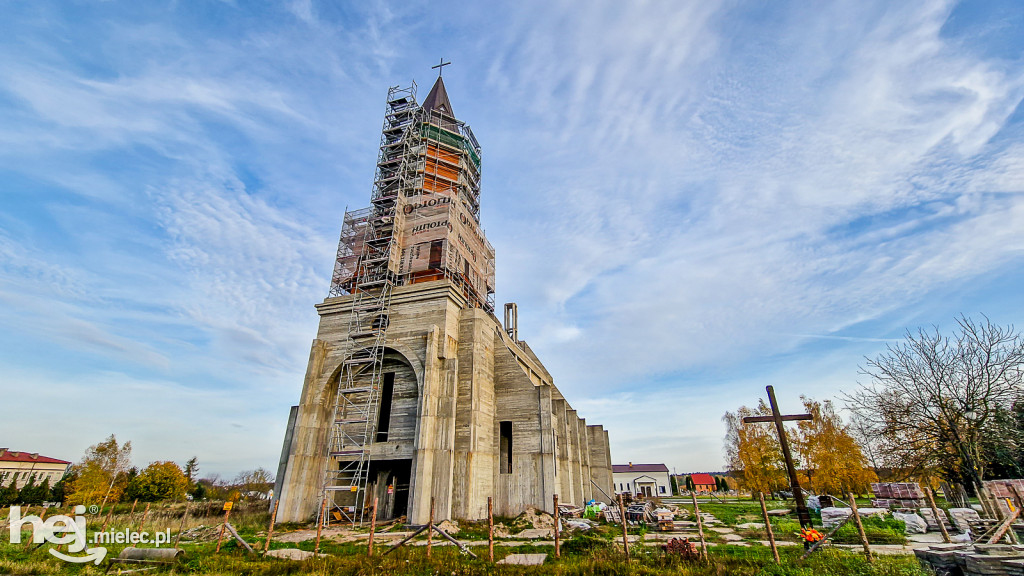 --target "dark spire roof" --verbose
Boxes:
[421,76,454,117]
